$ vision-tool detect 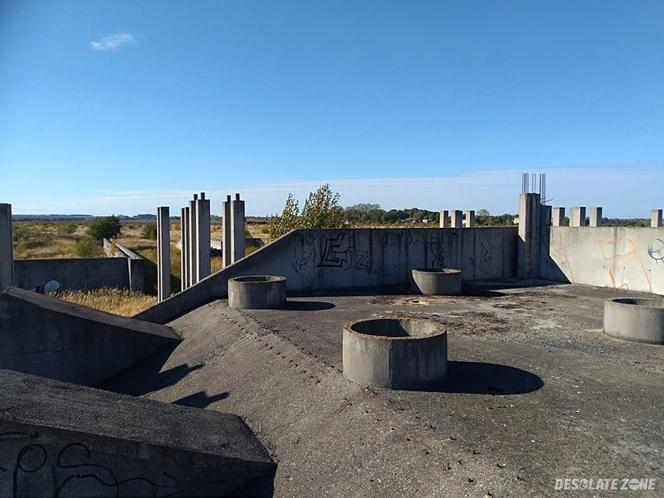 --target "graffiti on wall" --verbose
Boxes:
[647,239,664,264]
[596,237,653,293]
[318,232,370,270]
